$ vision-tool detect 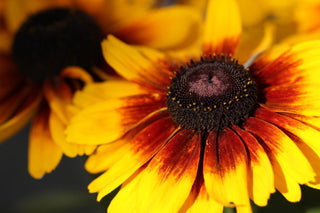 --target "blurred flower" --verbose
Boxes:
[237,0,320,43]
[0,0,202,179]
[67,0,320,212]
